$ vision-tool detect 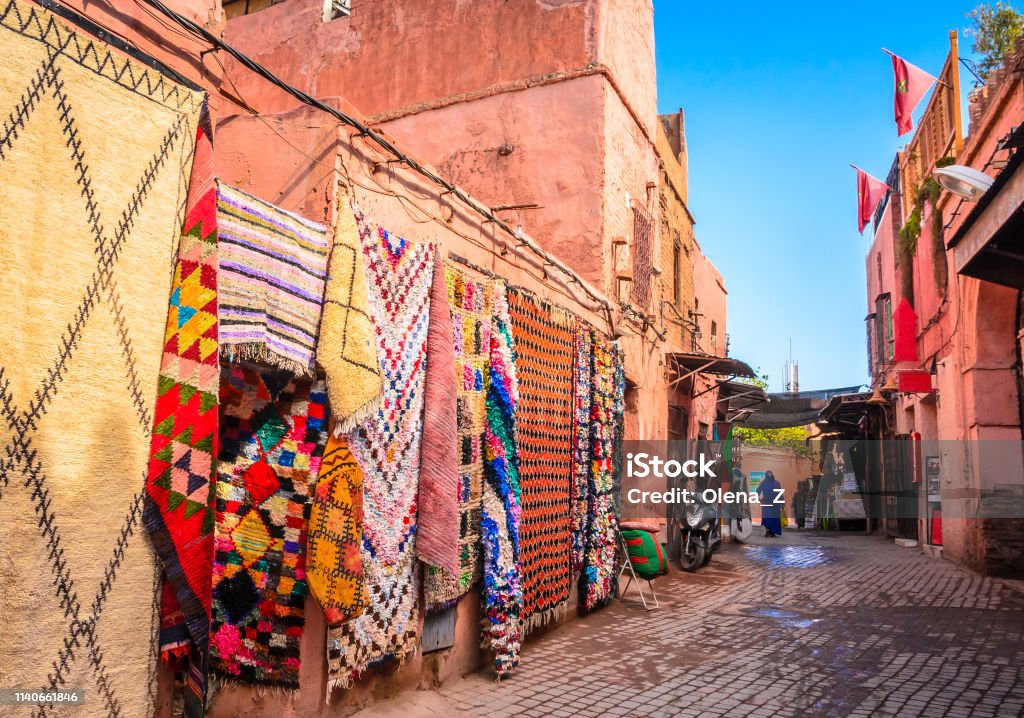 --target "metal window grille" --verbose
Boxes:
[672,238,681,306]
[631,202,654,308]
[874,295,893,365]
